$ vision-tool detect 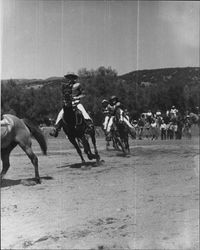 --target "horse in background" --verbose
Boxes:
[182,114,193,139]
[189,112,200,127]
[1,114,47,184]
[175,114,184,139]
[113,108,131,154]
